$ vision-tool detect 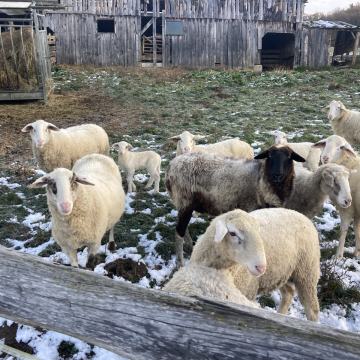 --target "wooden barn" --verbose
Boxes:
[42,0,305,69]
[41,0,360,69]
